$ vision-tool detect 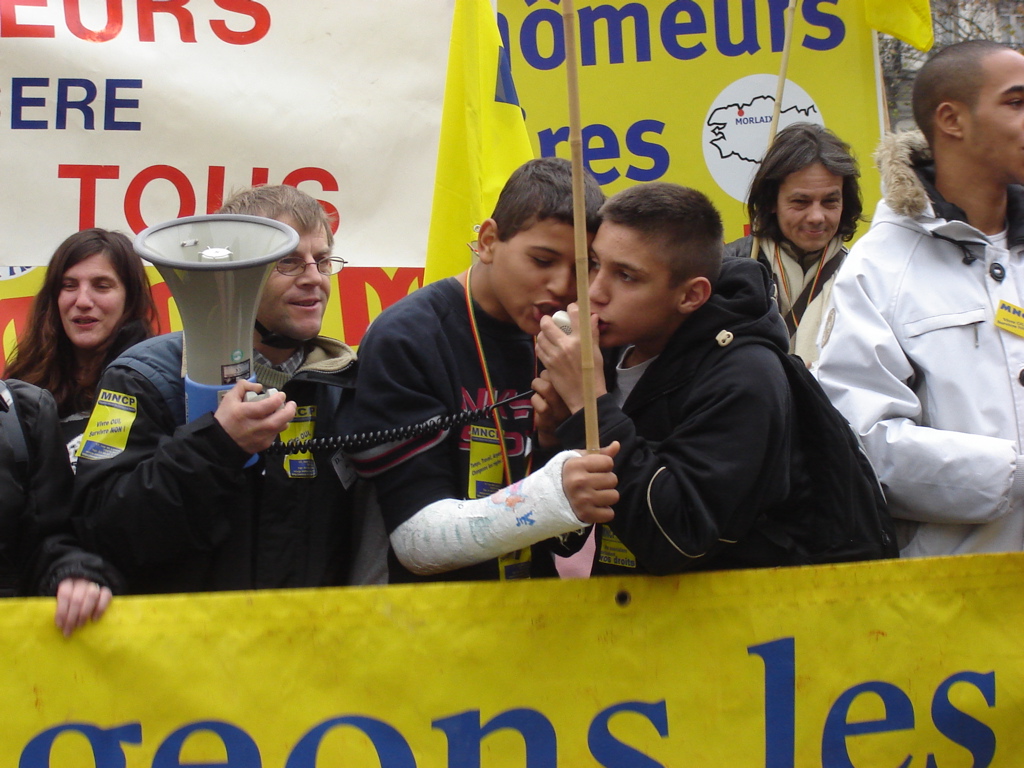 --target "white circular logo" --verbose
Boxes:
[702,74,824,202]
